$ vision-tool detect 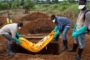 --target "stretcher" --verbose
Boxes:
[17,31,55,52]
